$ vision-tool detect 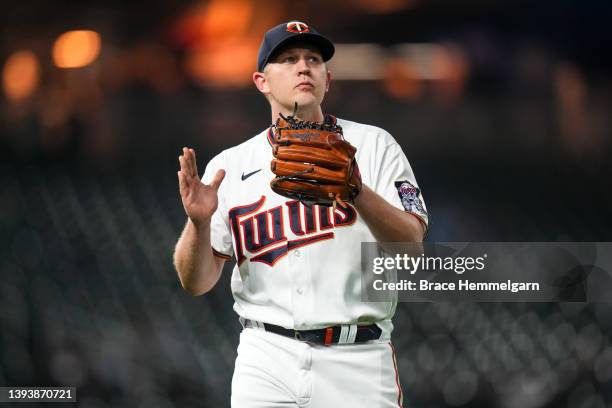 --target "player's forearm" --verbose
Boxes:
[173,219,222,295]
[354,185,425,243]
